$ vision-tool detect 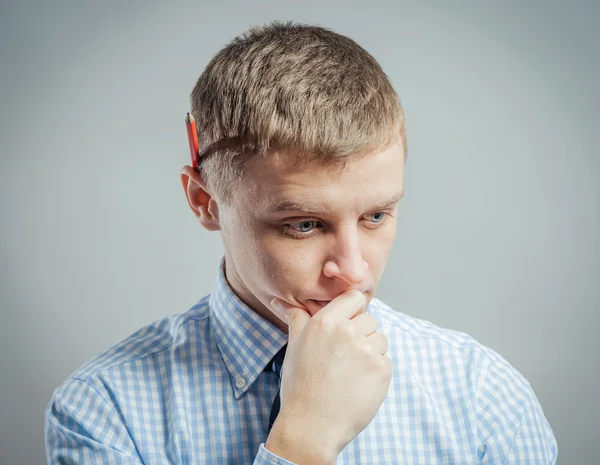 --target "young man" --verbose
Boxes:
[45,22,557,464]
